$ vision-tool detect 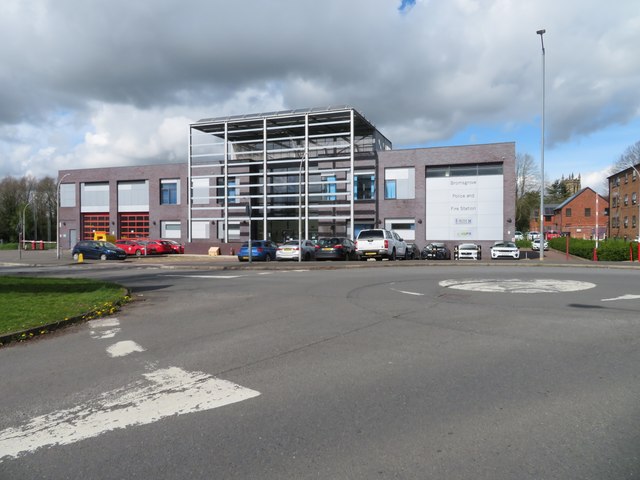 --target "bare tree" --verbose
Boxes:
[515,152,540,200]
[609,140,640,175]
